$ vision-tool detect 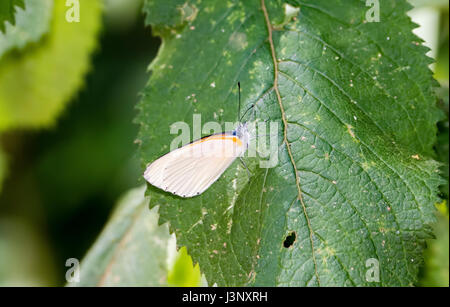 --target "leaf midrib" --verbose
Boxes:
[260,0,321,286]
